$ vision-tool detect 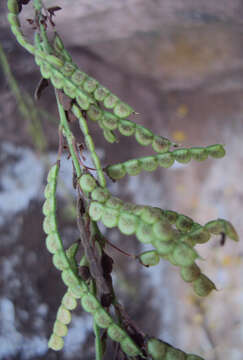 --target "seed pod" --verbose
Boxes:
[164,210,178,224]
[153,219,174,242]
[180,264,201,282]
[48,334,64,351]
[152,136,171,153]
[63,81,77,99]
[94,308,113,328]
[94,86,109,101]
[125,159,142,176]
[118,119,136,136]
[46,54,64,68]
[153,239,176,256]
[53,251,69,271]
[68,285,86,299]
[135,126,153,146]
[104,94,119,109]
[71,69,87,86]
[61,269,80,288]
[7,0,19,14]
[91,187,110,203]
[43,215,56,234]
[81,294,101,314]
[136,222,153,243]
[204,219,225,234]
[102,112,118,130]
[87,105,102,122]
[106,196,123,210]
[173,148,191,163]
[224,220,239,241]
[83,77,98,93]
[76,92,91,111]
[147,338,167,359]
[139,250,160,266]
[171,242,198,267]
[186,354,204,360]
[53,320,68,337]
[176,215,194,232]
[193,274,216,297]
[133,205,148,217]
[206,144,225,158]
[190,147,208,162]
[157,152,175,168]
[120,337,141,357]
[42,197,55,216]
[46,233,62,254]
[118,212,139,235]
[107,324,127,342]
[140,207,161,225]
[53,33,65,51]
[114,101,133,118]
[103,129,118,143]
[165,347,186,360]
[40,62,52,79]
[61,62,76,77]
[57,305,72,325]
[140,156,158,172]
[62,292,77,310]
[79,174,97,193]
[188,226,210,244]
[7,13,20,27]
[106,163,126,180]
[89,202,105,221]
[101,207,119,228]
